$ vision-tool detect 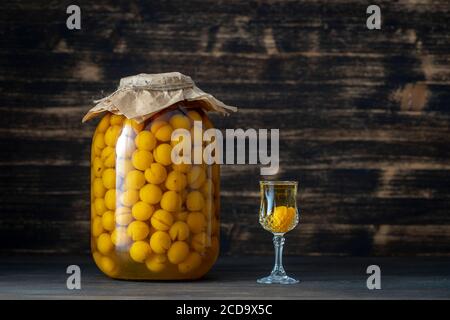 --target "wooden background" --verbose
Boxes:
[0,0,449,256]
